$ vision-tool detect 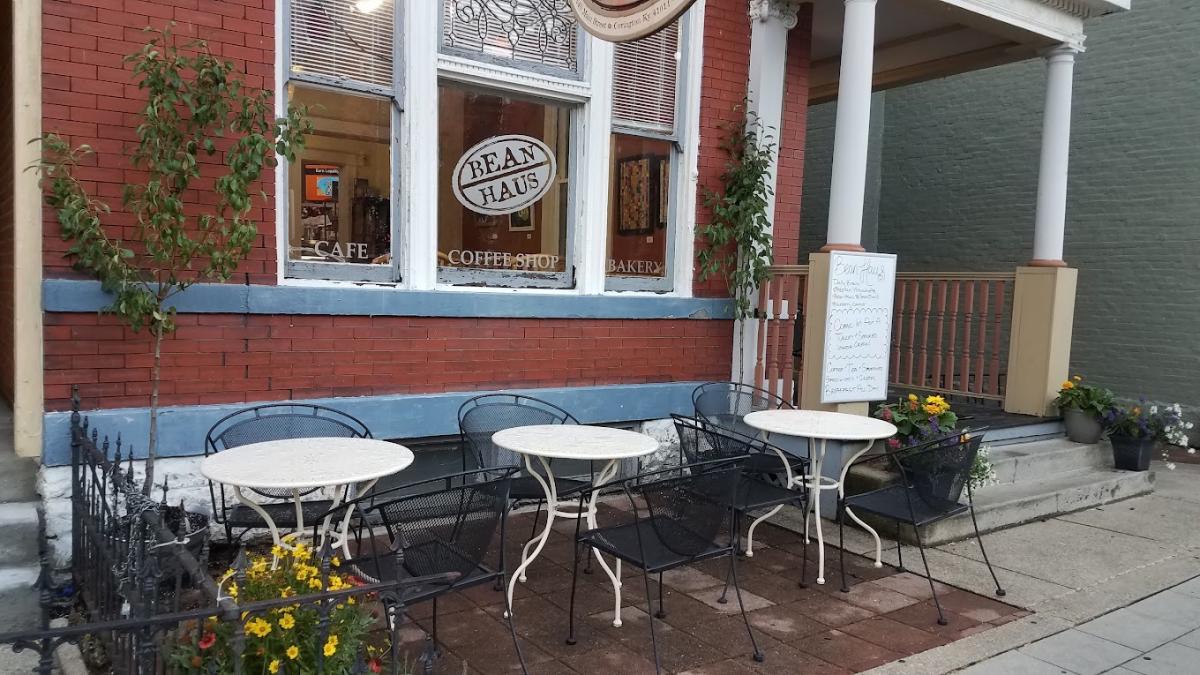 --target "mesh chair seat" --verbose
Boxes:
[733,479,802,513]
[581,518,729,573]
[743,449,808,476]
[348,539,497,605]
[509,474,590,501]
[844,484,968,526]
[227,499,334,529]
